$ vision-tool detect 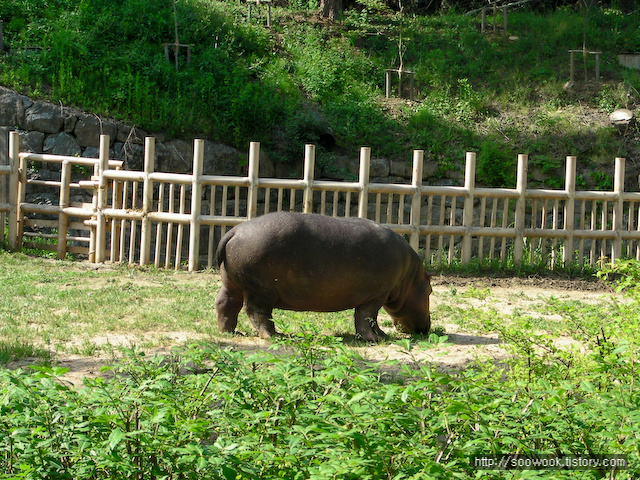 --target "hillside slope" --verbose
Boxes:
[0,1,639,188]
